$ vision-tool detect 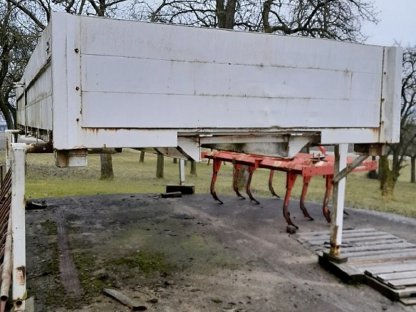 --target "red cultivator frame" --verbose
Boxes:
[203,150,377,229]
